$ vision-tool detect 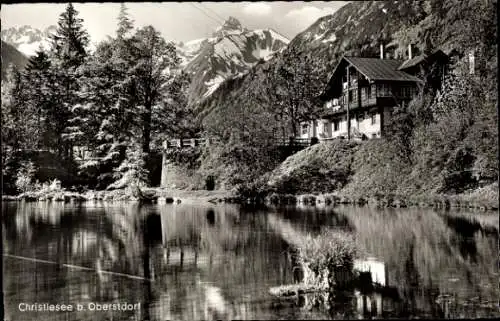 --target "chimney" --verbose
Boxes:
[380,44,384,59]
[408,44,413,60]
